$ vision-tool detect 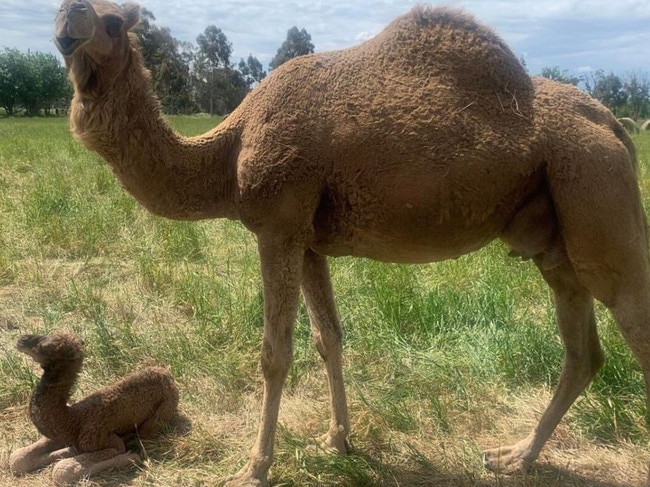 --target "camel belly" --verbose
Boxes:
[312,158,544,263]
[312,208,502,263]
